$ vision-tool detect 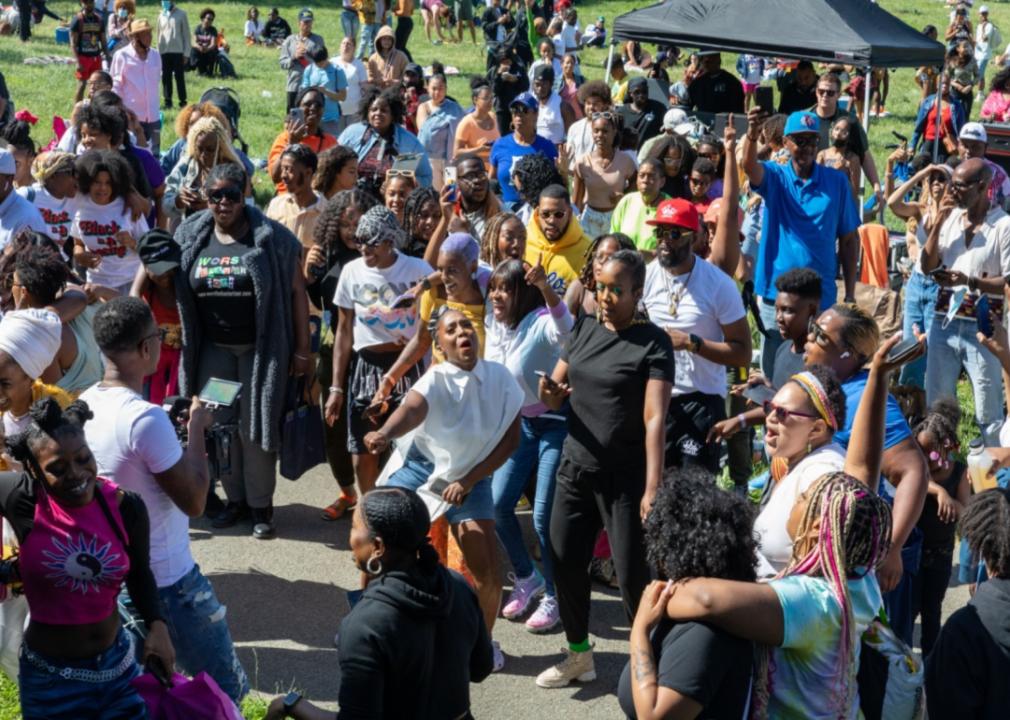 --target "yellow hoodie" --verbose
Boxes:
[525,211,592,295]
